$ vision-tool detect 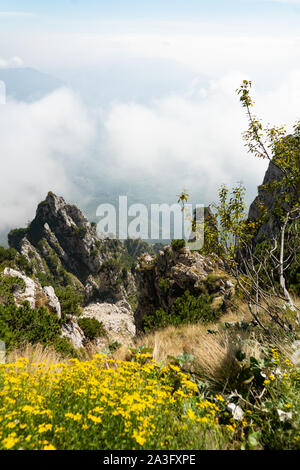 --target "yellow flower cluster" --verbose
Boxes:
[0,355,226,450]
